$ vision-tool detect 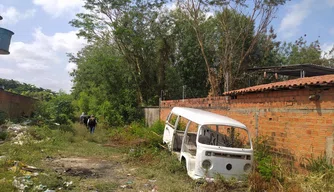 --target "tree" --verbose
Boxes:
[0,78,55,101]
[70,0,170,105]
[51,91,76,125]
[279,37,322,65]
[169,9,210,98]
[76,92,90,115]
[69,40,140,126]
[322,46,334,67]
[34,91,75,125]
[178,0,287,94]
